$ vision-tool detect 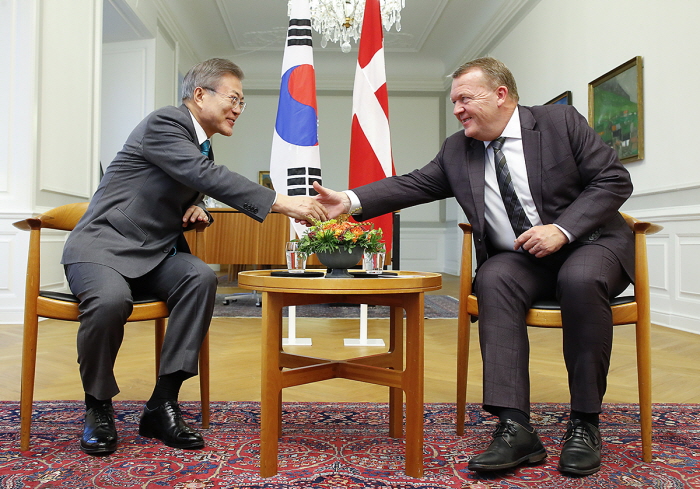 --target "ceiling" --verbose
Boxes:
[104,0,540,90]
